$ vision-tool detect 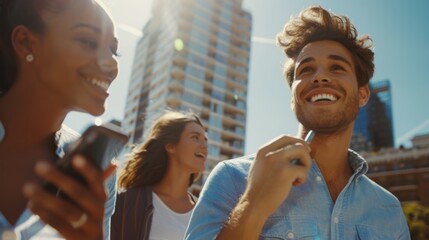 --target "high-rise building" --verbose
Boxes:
[352,80,394,152]
[122,0,252,184]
